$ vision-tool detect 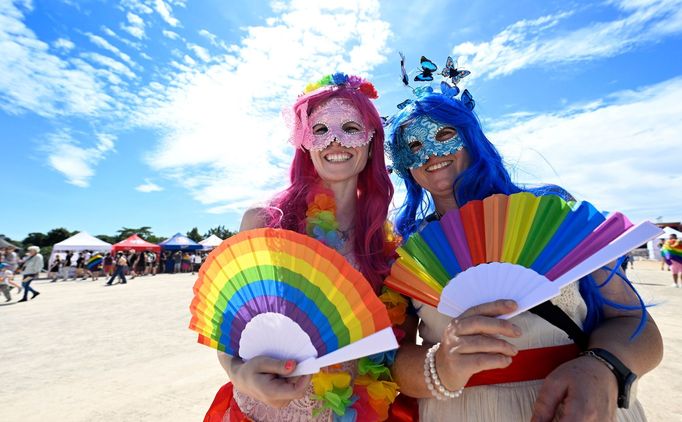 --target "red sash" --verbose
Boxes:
[466,343,580,387]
